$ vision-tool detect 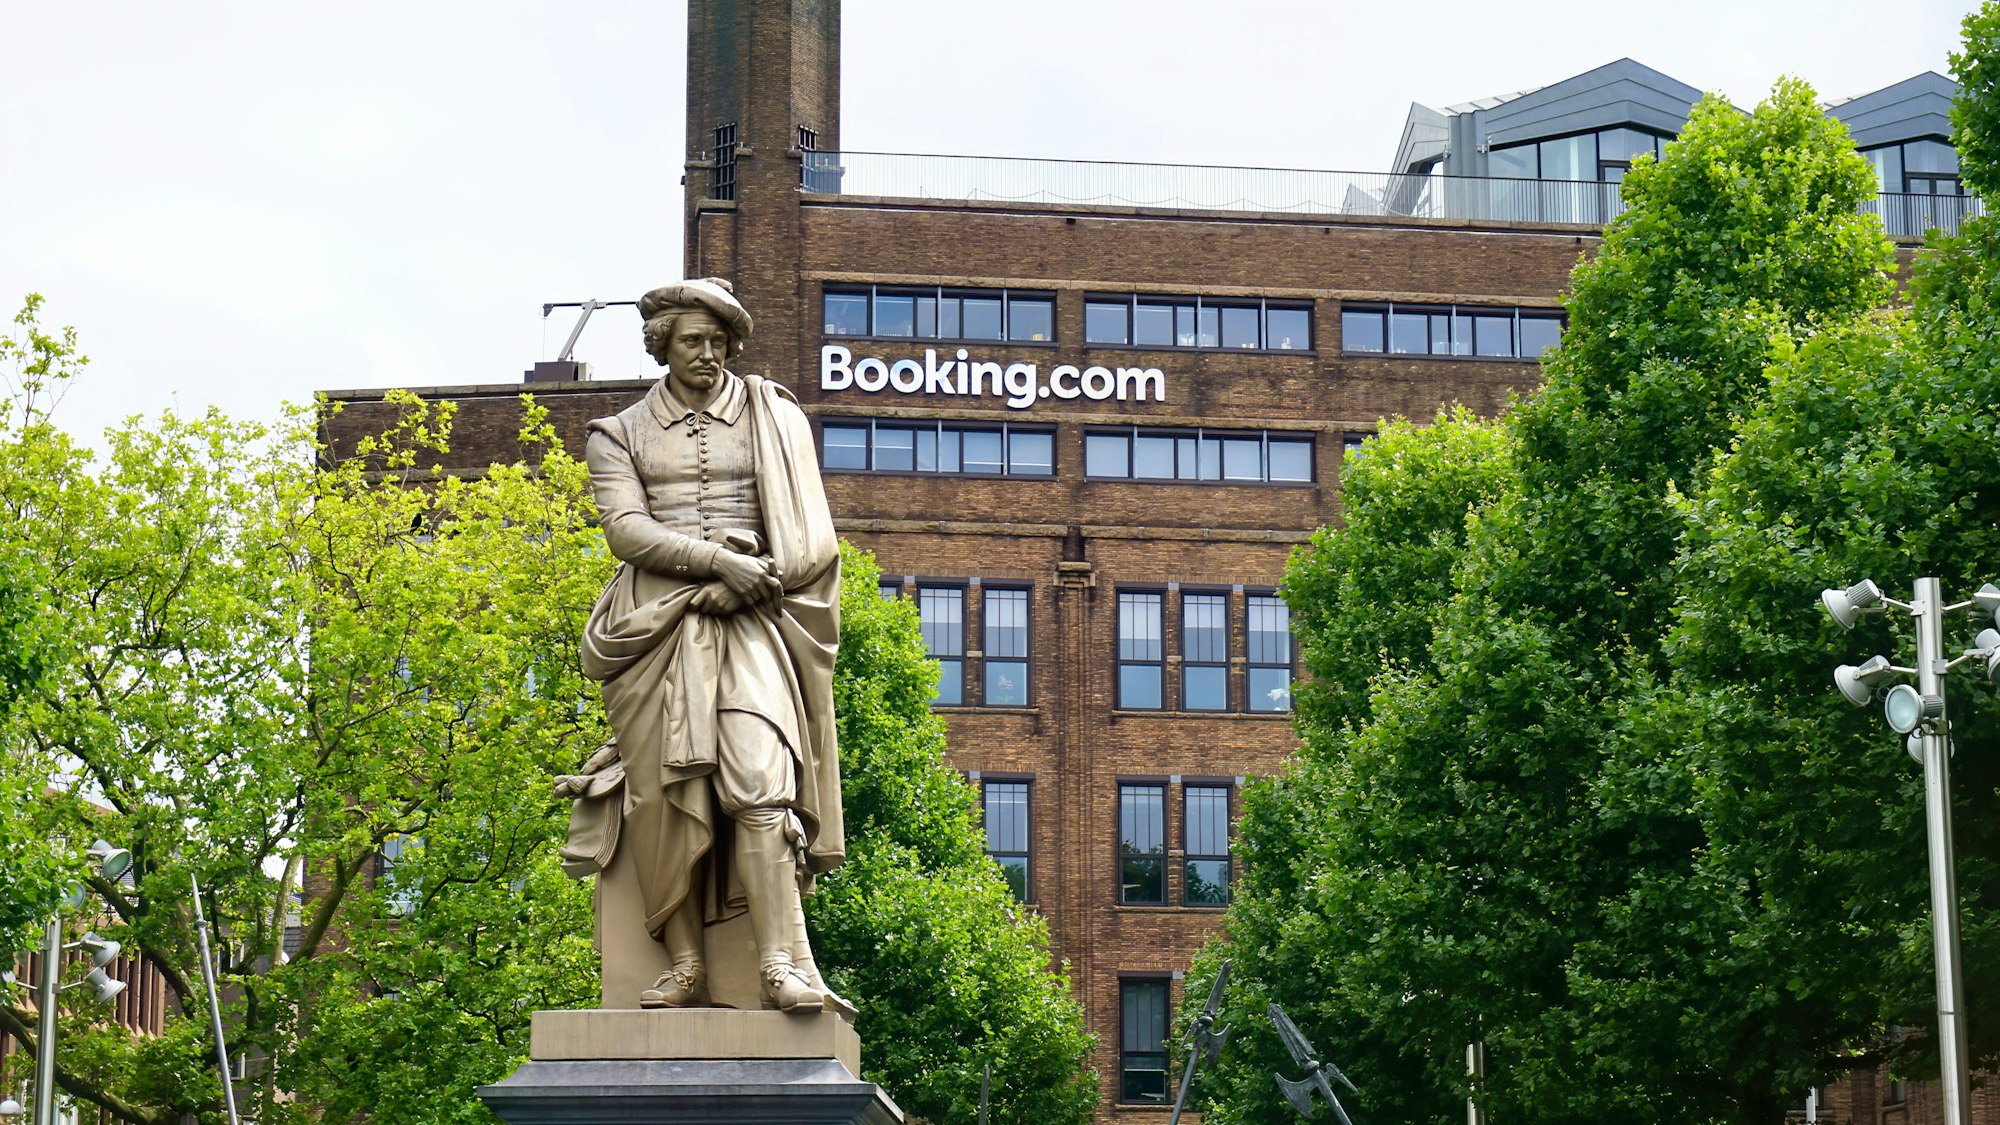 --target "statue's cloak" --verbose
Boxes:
[560,374,843,939]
